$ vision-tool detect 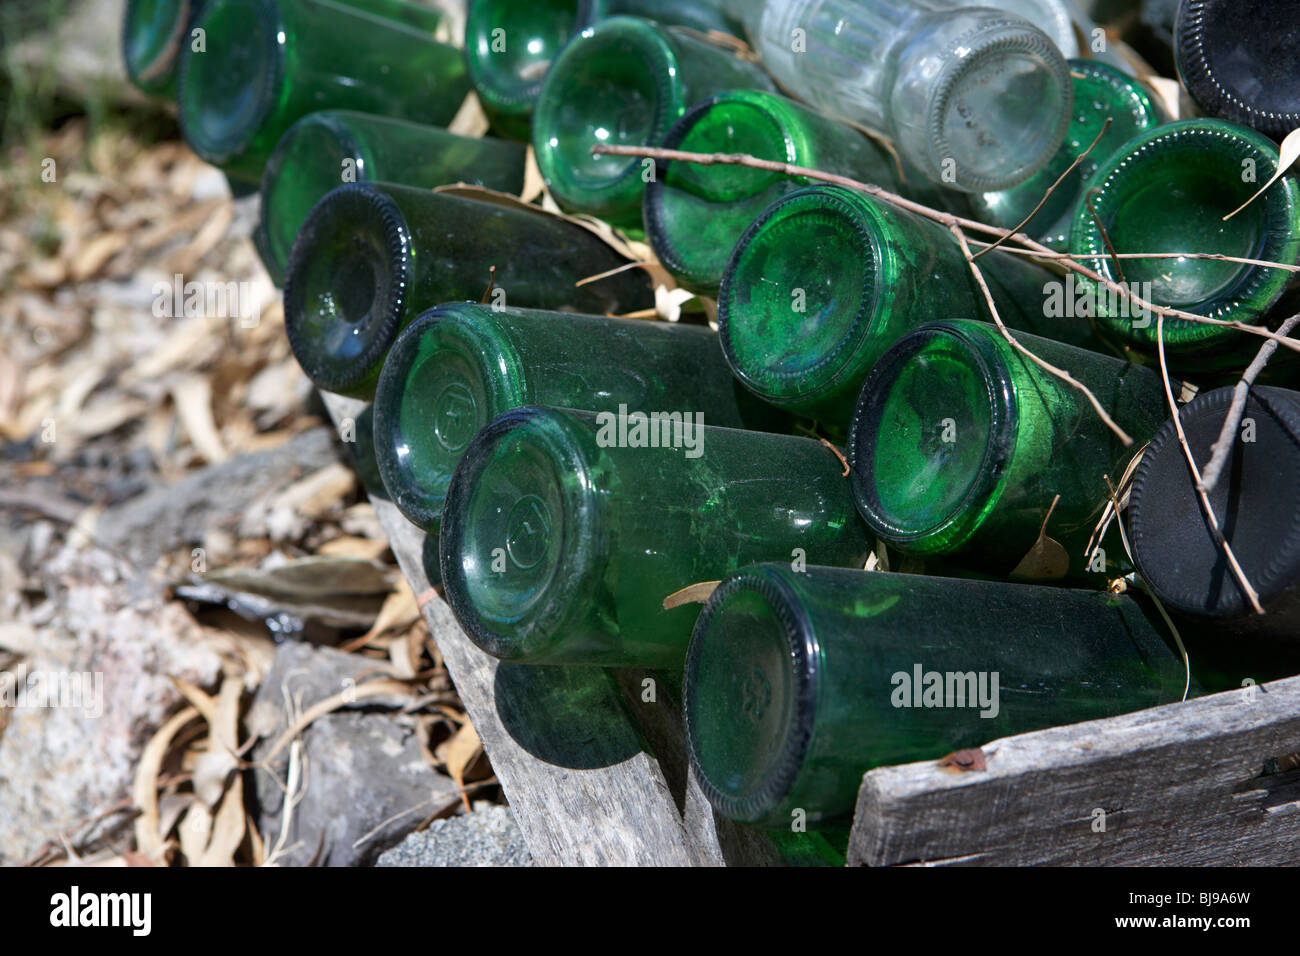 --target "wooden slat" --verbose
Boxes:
[848,674,1300,866]
[321,393,786,866]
